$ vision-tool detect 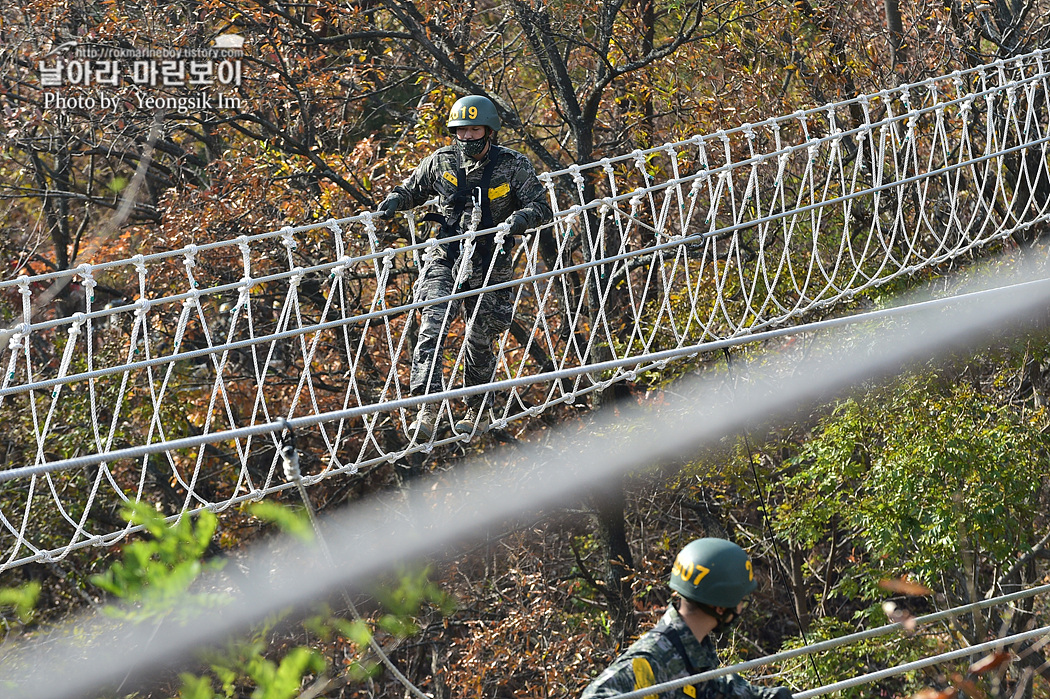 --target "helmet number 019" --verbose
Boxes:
[453,106,479,121]
[745,559,754,581]
[672,558,711,586]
